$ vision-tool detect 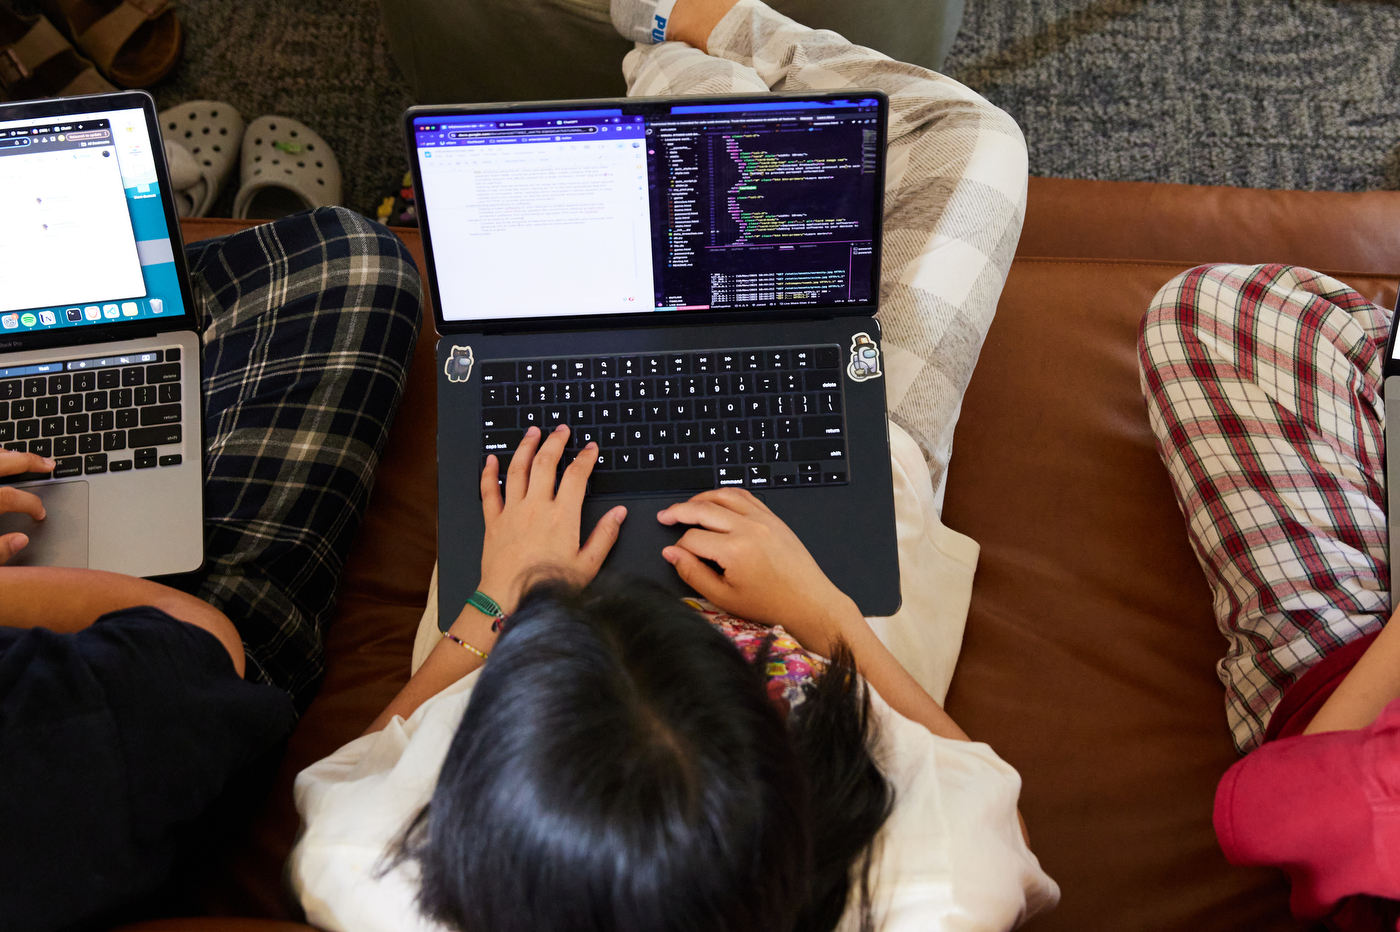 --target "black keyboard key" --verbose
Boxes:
[54,437,76,458]
[666,354,691,375]
[690,445,713,466]
[752,419,773,440]
[568,405,592,425]
[567,359,592,380]
[631,379,653,400]
[744,397,767,417]
[17,419,38,440]
[28,438,51,458]
[36,397,58,417]
[618,357,640,378]
[135,447,157,468]
[792,348,814,368]
[85,453,107,474]
[0,380,19,400]
[613,449,639,469]
[543,407,567,429]
[166,348,180,361]
[545,360,566,380]
[571,426,599,448]
[97,370,120,389]
[110,388,133,408]
[644,402,667,422]
[594,358,615,379]
[590,467,713,496]
[135,385,157,406]
[620,403,644,423]
[518,361,542,381]
[791,439,846,461]
[519,407,542,429]
[110,459,133,472]
[664,447,688,467]
[768,350,790,369]
[53,457,82,478]
[2,440,25,452]
[599,426,624,446]
[482,429,524,452]
[802,416,844,438]
[743,352,763,371]
[624,426,648,446]
[121,366,144,387]
[531,383,552,404]
[40,417,63,437]
[717,444,738,465]
[765,441,790,462]
[724,422,749,441]
[159,454,183,467]
[138,403,181,427]
[103,430,126,451]
[84,391,107,411]
[159,382,181,404]
[781,373,802,392]
[643,356,665,376]
[746,465,772,487]
[0,402,6,420]
[483,385,505,406]
[506,385,527,406]
[78,433,102,454]
[639,447,663,468]
[676,423,698,443]
[91,412,114,431]
[67,413,89,434]
[716,465,744,486]
[700,421,723,443]
[128,424,182,447]
[480,362,515,384]
[12,399,32,419]
[718,353,741,372]
[116,410,139,429]
[23,377,46,397]
[145,363,180,384]
[805,371,841,392]
[774,473,797,486]
[817,347,840,368]
[73,372,95,392]
[719,399,742,419]
[651,424,673,445]
[60,395,82,414]
[47,374,70,395]
[481,408,515,429]
[596,404,619,424]
[823,466,848,484]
